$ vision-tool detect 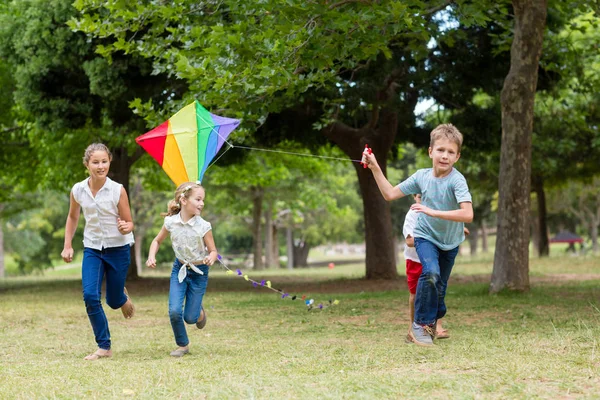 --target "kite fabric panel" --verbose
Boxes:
[135,100,240,186]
